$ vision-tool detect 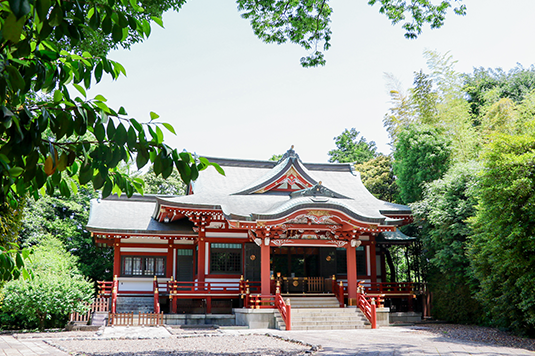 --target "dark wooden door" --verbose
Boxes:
[244,243,261,281]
